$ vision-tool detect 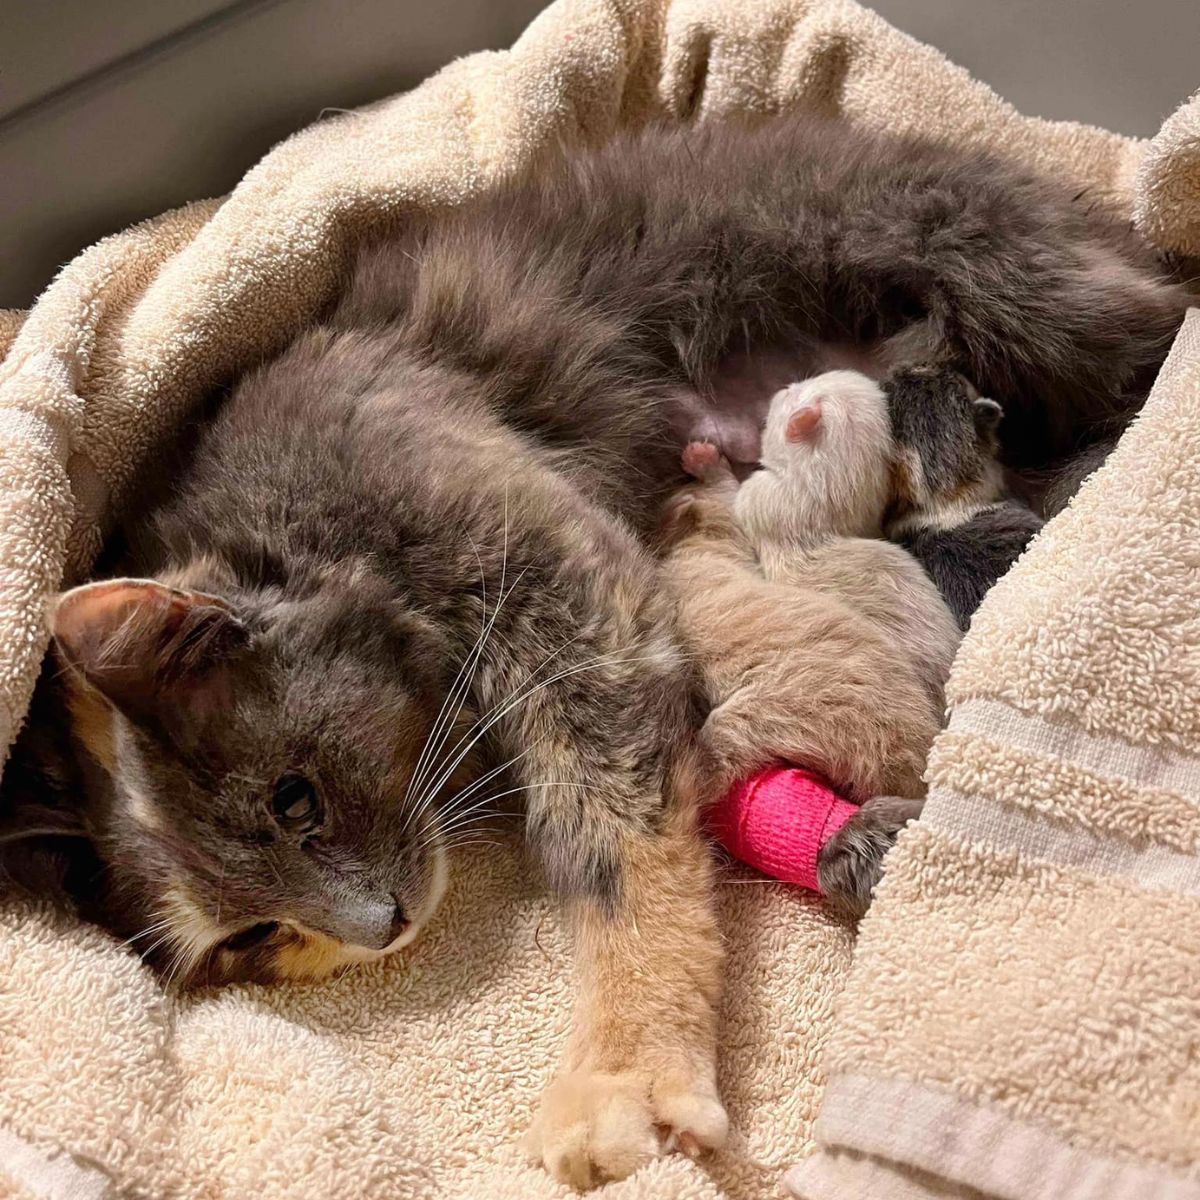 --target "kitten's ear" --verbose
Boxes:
[51,579,249,726]
[973,397,1004,440]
